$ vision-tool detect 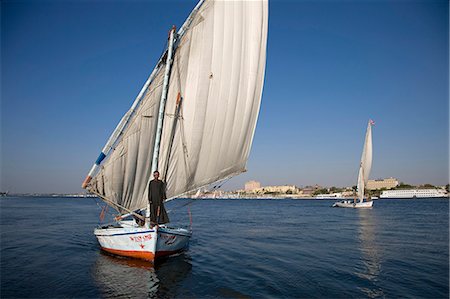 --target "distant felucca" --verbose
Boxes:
[333,120,375,208]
